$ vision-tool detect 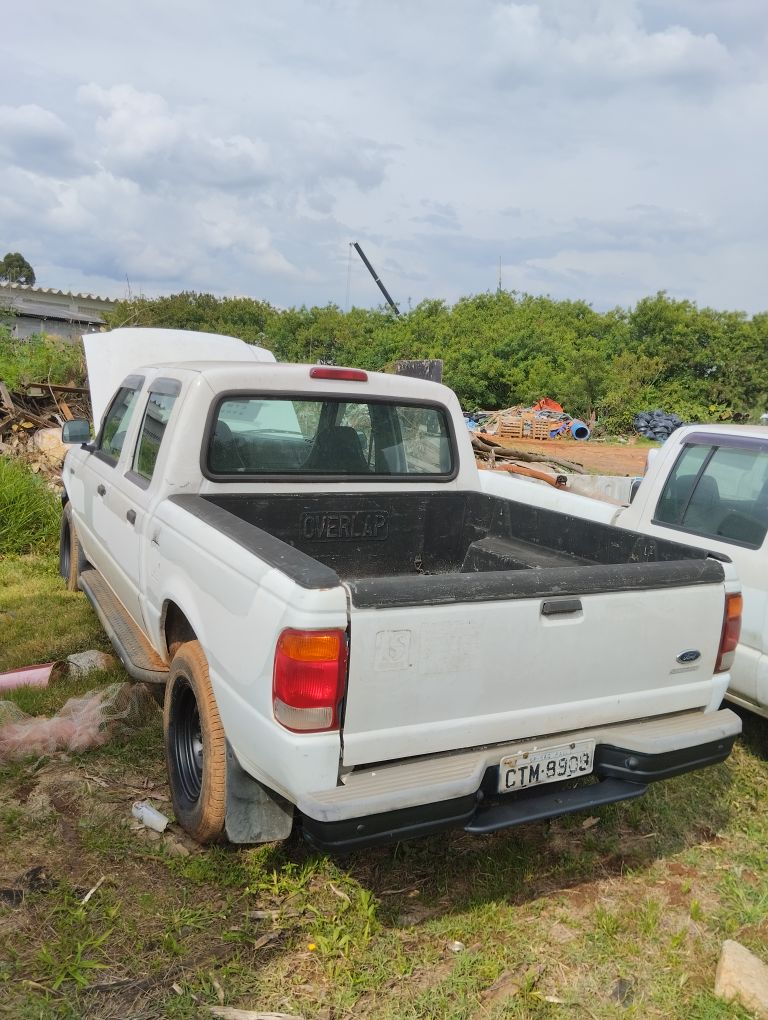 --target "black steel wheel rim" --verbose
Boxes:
[173,679,203,804]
